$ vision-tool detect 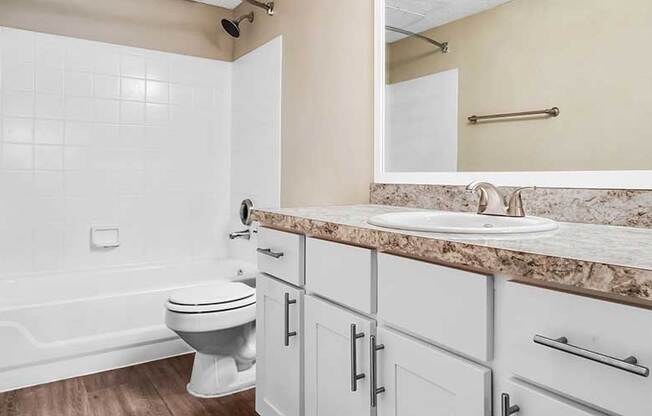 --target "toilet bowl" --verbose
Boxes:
[165,281,256,398]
